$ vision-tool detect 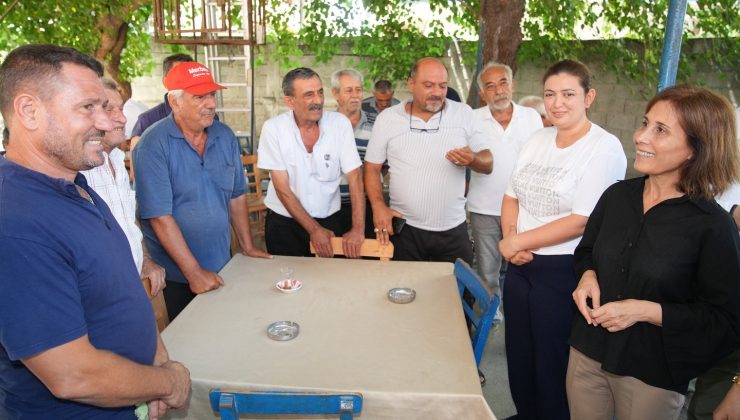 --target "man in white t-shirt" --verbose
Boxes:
[467,62,543,313]
[80,78,166,296]
[258,67,365,258]
[365,57,492,263]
